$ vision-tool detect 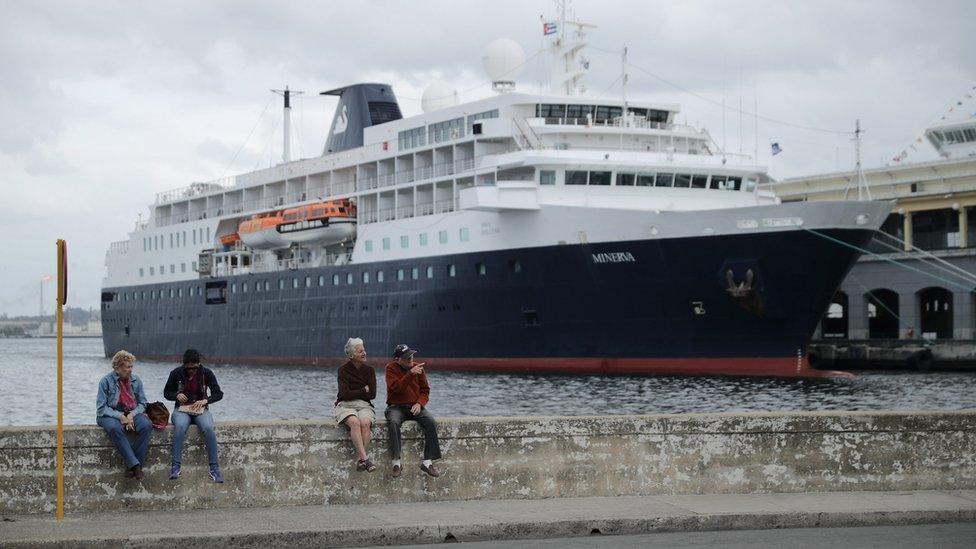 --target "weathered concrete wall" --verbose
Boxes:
[2,411,975,515]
